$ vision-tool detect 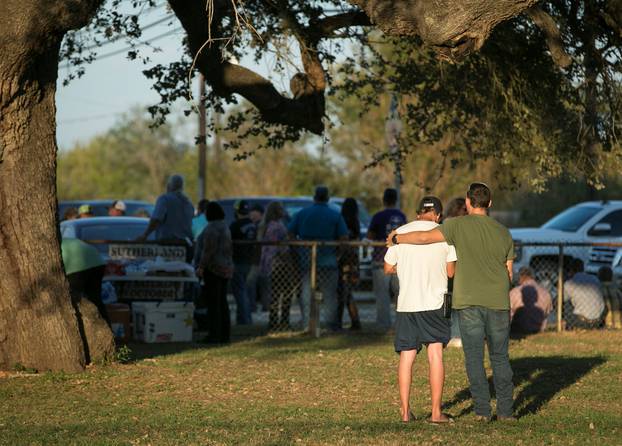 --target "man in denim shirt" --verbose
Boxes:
[288,186,348,331]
